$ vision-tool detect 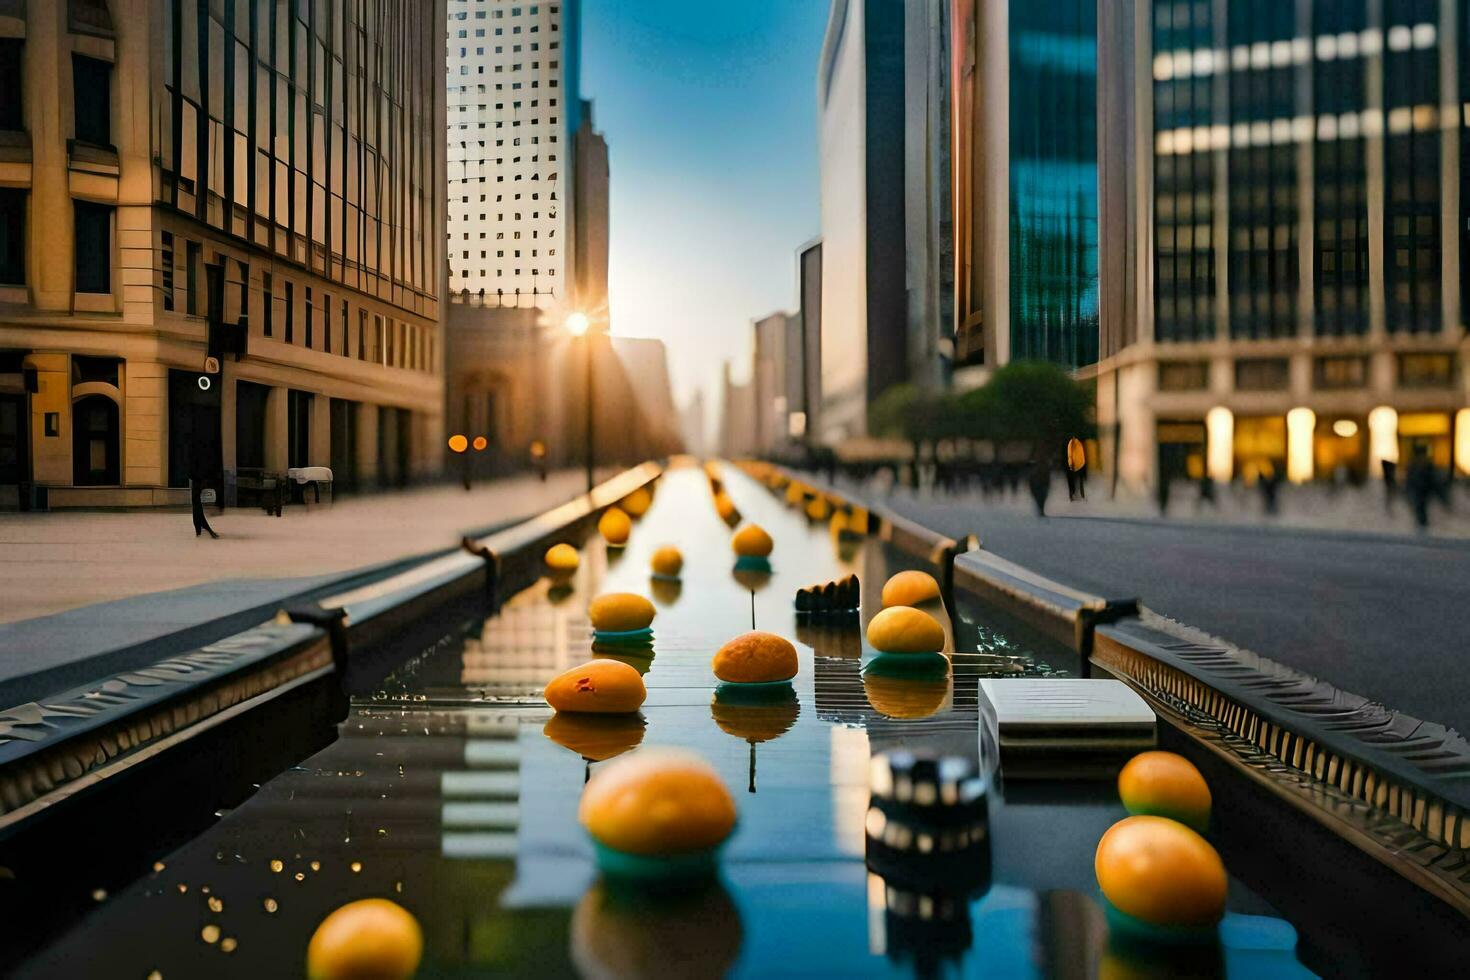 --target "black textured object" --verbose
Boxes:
[795,573,860,613]
[865,749,991,898]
